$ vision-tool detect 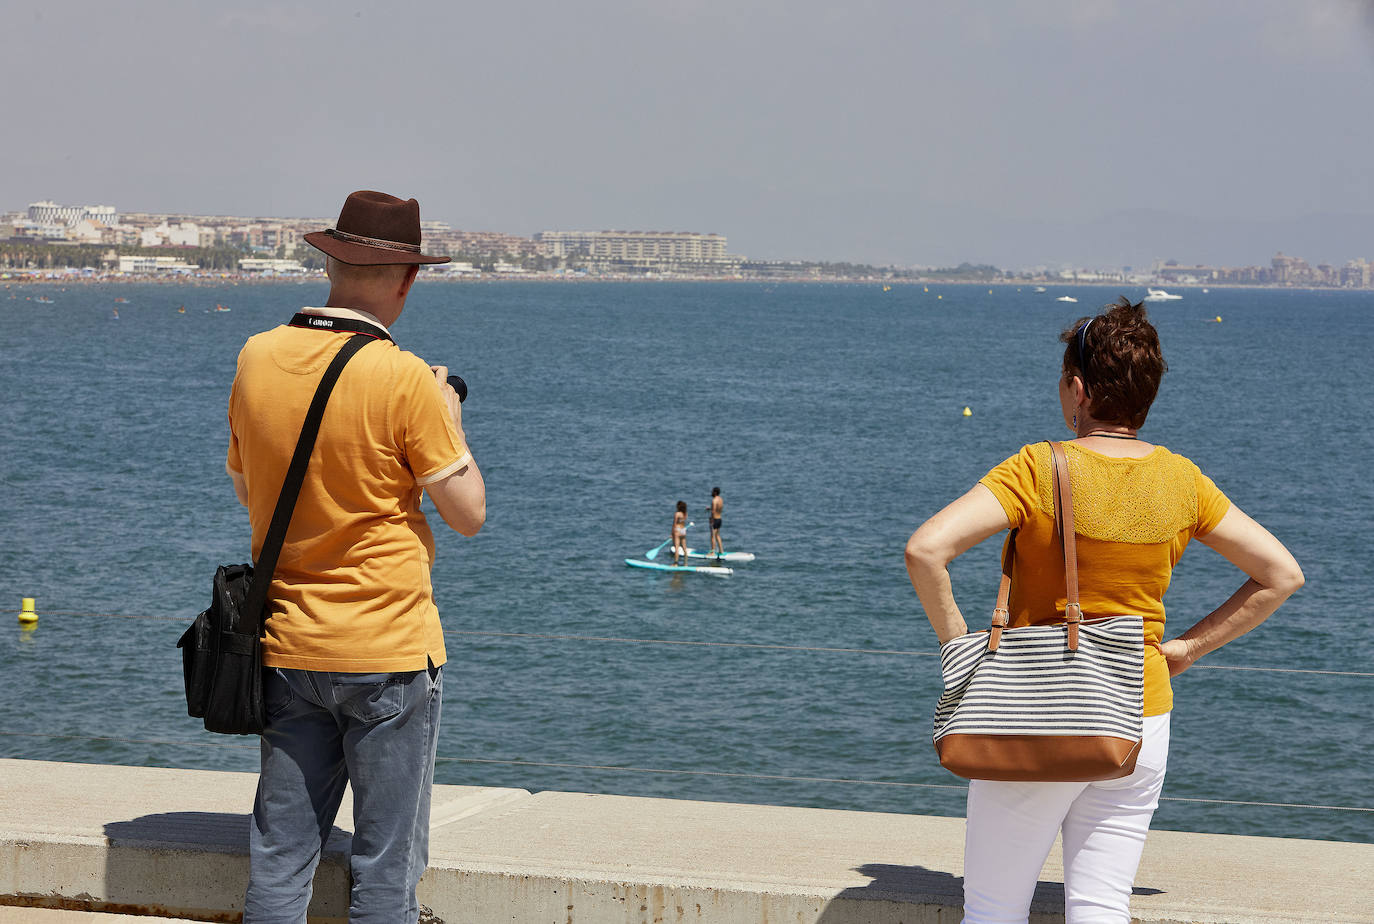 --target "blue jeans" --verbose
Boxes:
[244,664,443,924]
